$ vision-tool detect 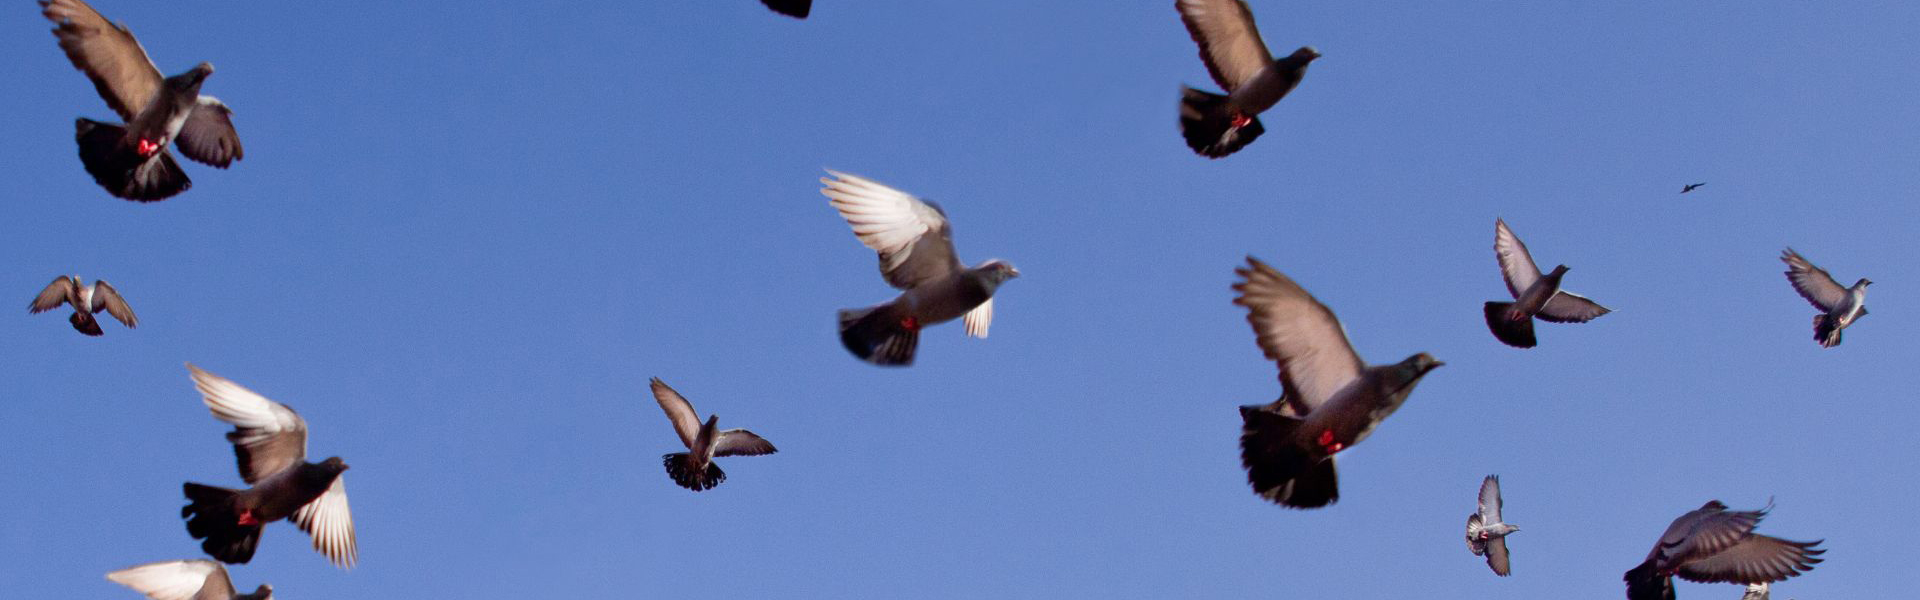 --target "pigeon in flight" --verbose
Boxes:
[29,275,135,336]
[651,378,777,491]
[107,559,270,600]
[1623,501,1824,600]
[1682,183,1706,194]
[1740,583,1770,600]
[1484,219,1611,348]
[1780,248,1870,348]
[1175,0,1319,158]
[40,0,242,201]
[180,364,355,569]
[1233,257,1443,509]
[1465,475,1519,576]
[761,0,810,18]
[822,170,1019,366]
